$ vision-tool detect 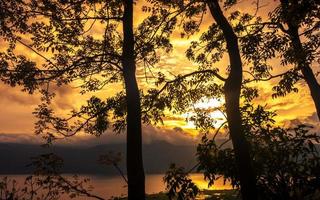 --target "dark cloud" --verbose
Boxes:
[284,112,320,132]
[74,125,198,146]
[0,124,198,146]
[173,127,183,132]
[0,133,44,144]
[142,125,197,145]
